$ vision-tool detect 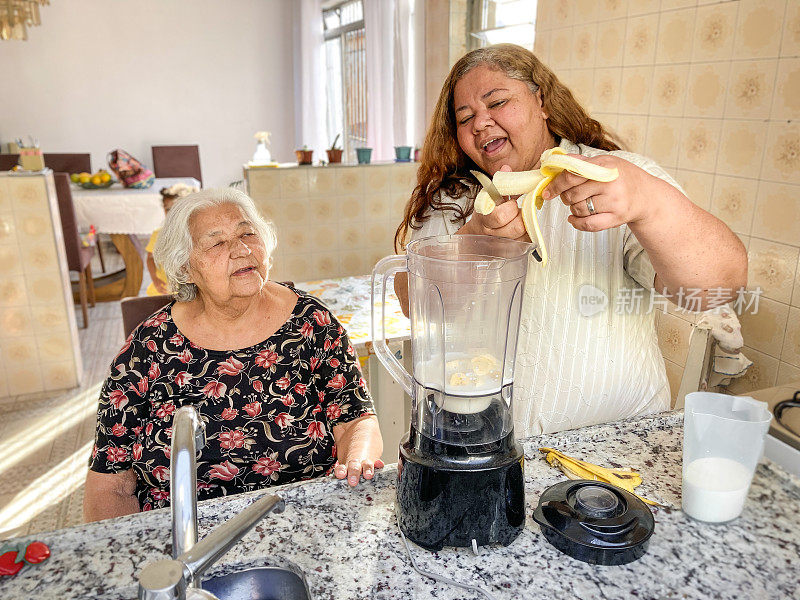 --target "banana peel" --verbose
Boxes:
[539,447,662,507]
[473,148,619,268]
